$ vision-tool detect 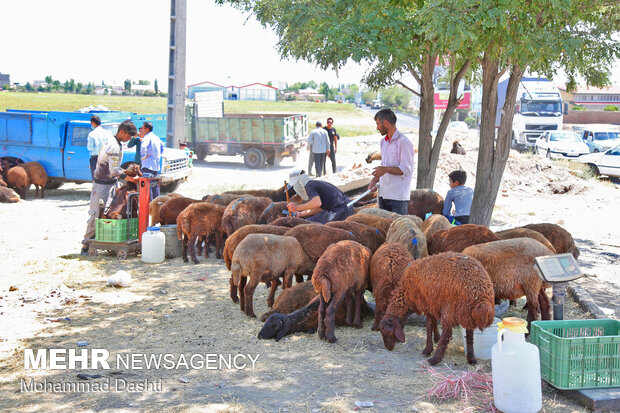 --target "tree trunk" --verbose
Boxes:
[415,55,437,189]
[470,58,523,226]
